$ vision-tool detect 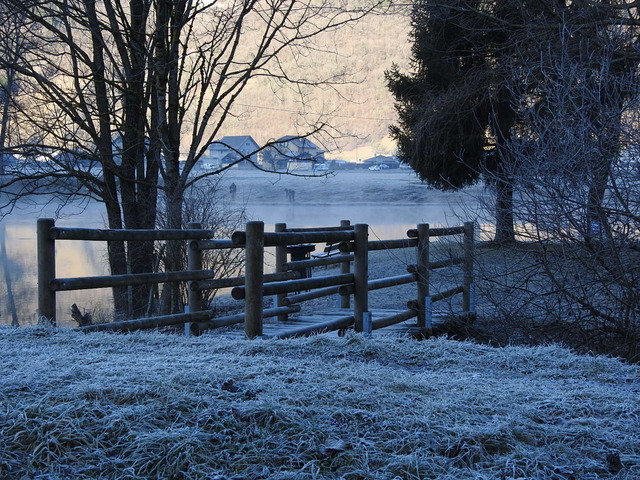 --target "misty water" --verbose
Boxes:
[0,170,477,327]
